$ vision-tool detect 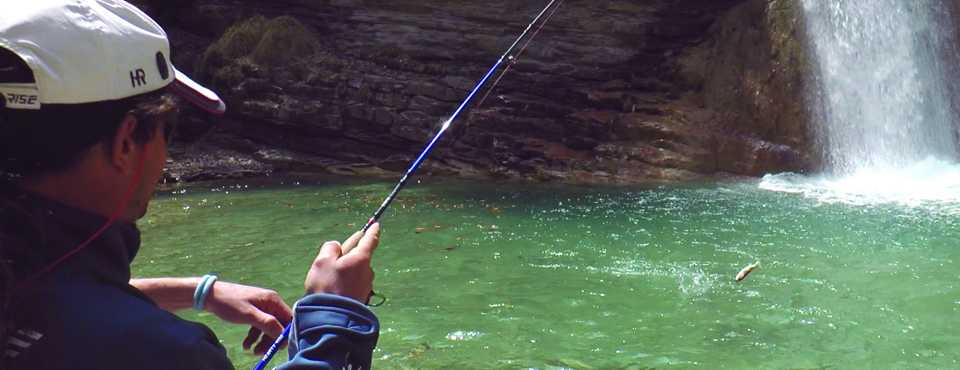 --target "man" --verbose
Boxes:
[0,1,380,369]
